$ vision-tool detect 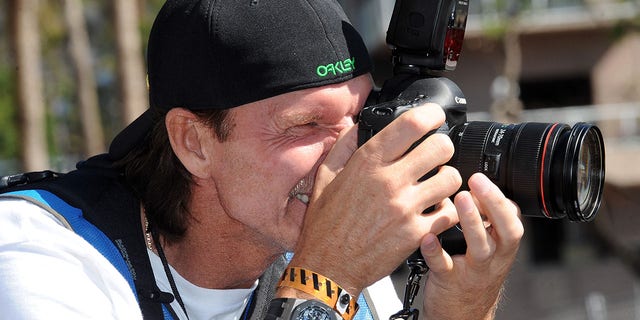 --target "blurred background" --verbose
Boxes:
[1,0,639,319]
